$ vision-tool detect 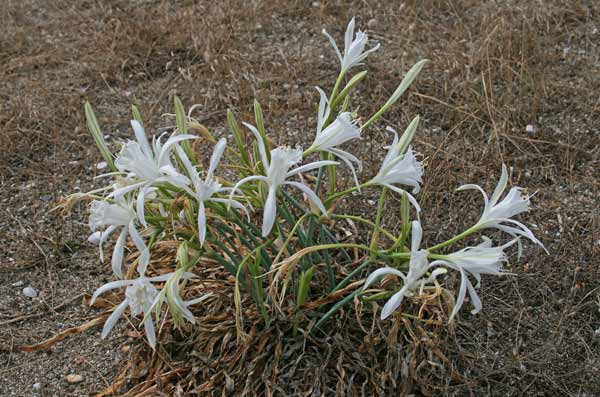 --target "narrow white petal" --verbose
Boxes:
[101,299,129,339]
[184,293,212,306]
[384,185,422,213]
[111,228,128,278]
[362,267,406,290]
[315,86,331,133]
[108,181,148,199]
[169,278,195,324]
[284,181,327,214]
[143,314,157,349]
[262,187,278,237]
[207,138,227,179]
[286,160,338,177]
[449,270,468,321]
[228,175,268,207]
[91,279,131,305]
[410,220,423,252]
[198,201,207,246]
[131,120,153,158]
[456,184,490,213]
[136,185,148,228]
[157,134,197,165]
[128,221,150,275]
[490,164,509,207]
[322,29,343,64]
[381,287,407,320]
[466,280,483,314]
[344,17,356,56]
[242,122,269,169]
[175,145,200,187]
